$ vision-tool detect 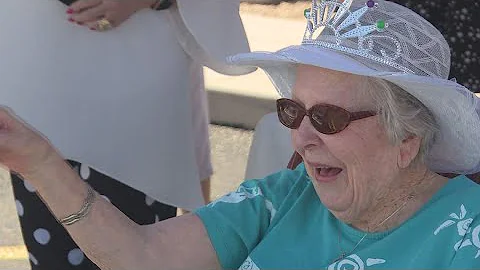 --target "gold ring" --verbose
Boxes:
[96,18,113,32]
